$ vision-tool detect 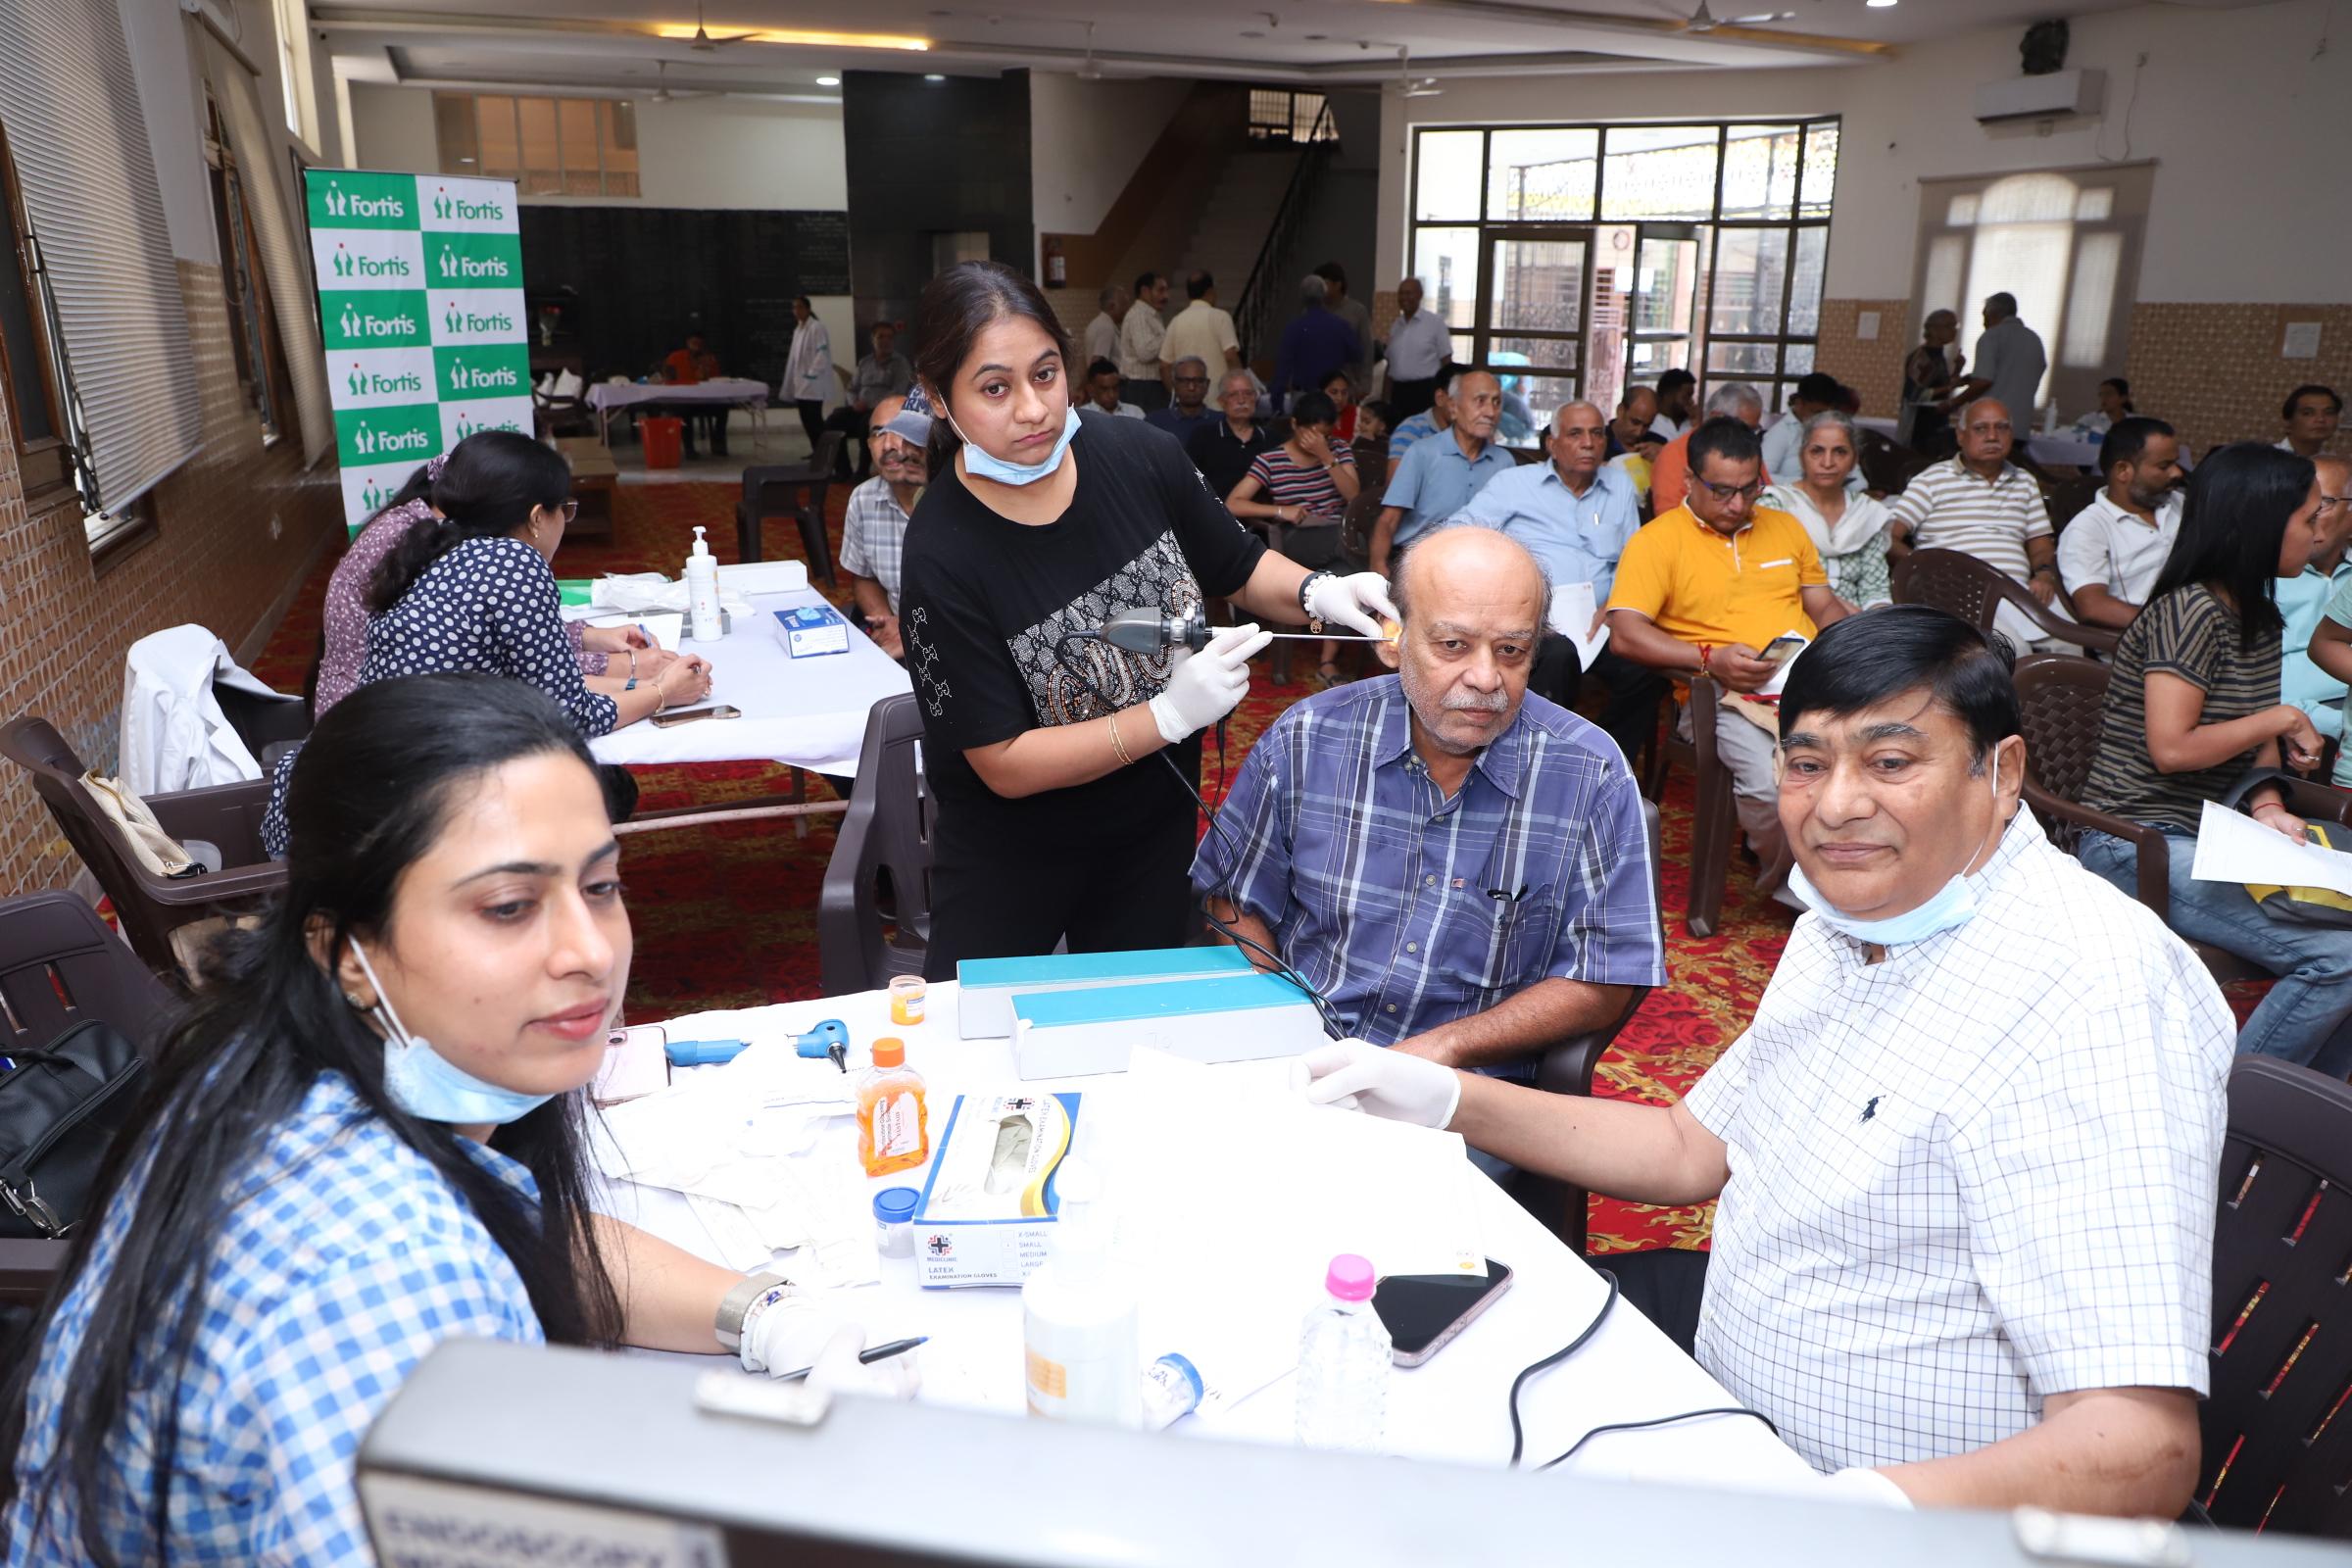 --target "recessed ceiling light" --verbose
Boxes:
[815,74,840,85]
[924,73,947,81]
[1865,0,1896,8]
